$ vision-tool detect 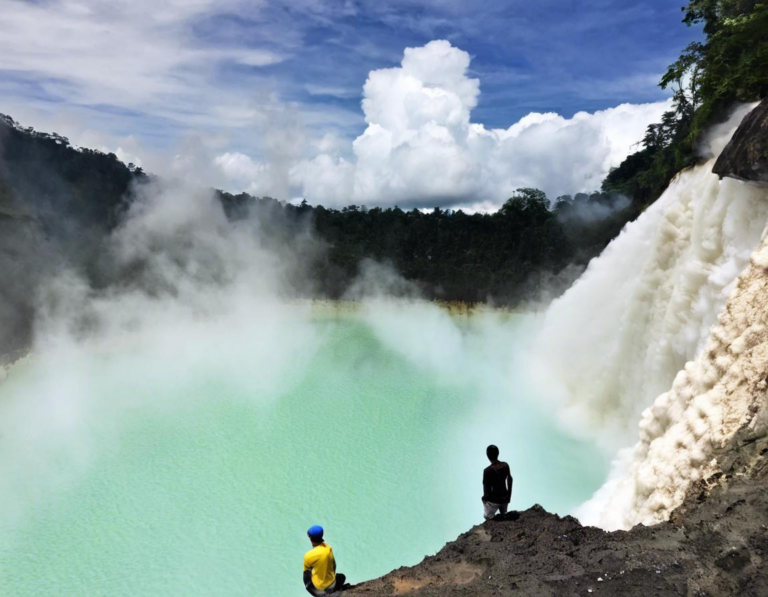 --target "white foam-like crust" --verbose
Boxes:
[535,106,768,447]
[606,235,768,528]
[536,105,768,529]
